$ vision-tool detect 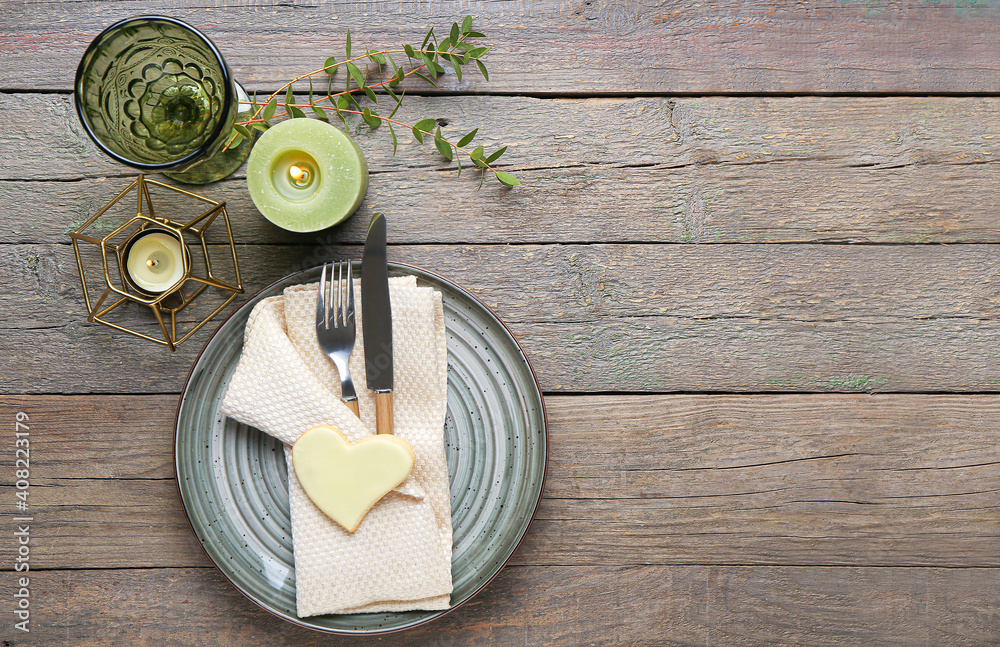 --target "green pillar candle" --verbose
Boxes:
[246,119,368,232]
